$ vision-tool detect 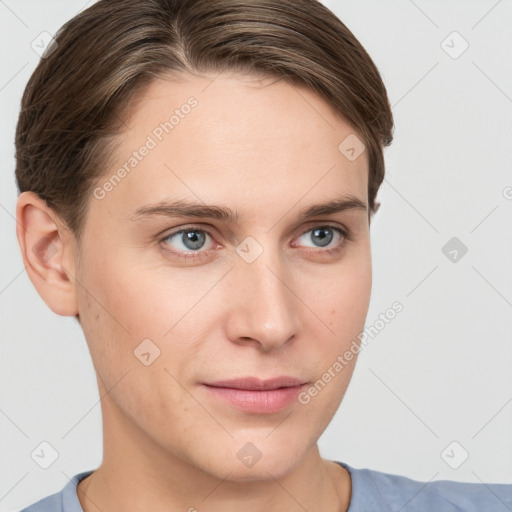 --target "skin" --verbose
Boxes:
[16,72,375,512]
